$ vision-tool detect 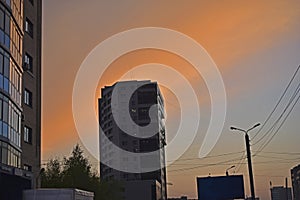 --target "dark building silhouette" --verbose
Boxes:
[0,0,41,199]
[292,164,300,200]
[99,80,167,200]
[270,186,292,200]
